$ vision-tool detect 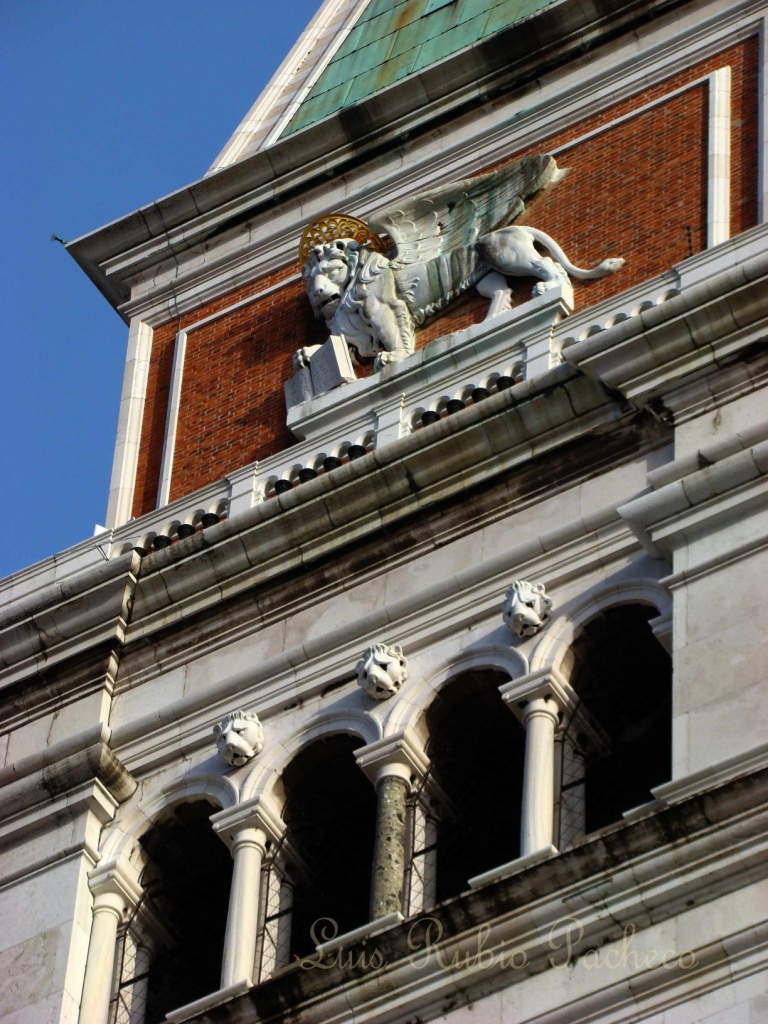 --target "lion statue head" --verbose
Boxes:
[302,239,414,364]
[356,642,409,700]
[502,580,553,638]
[213,710,264,766]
